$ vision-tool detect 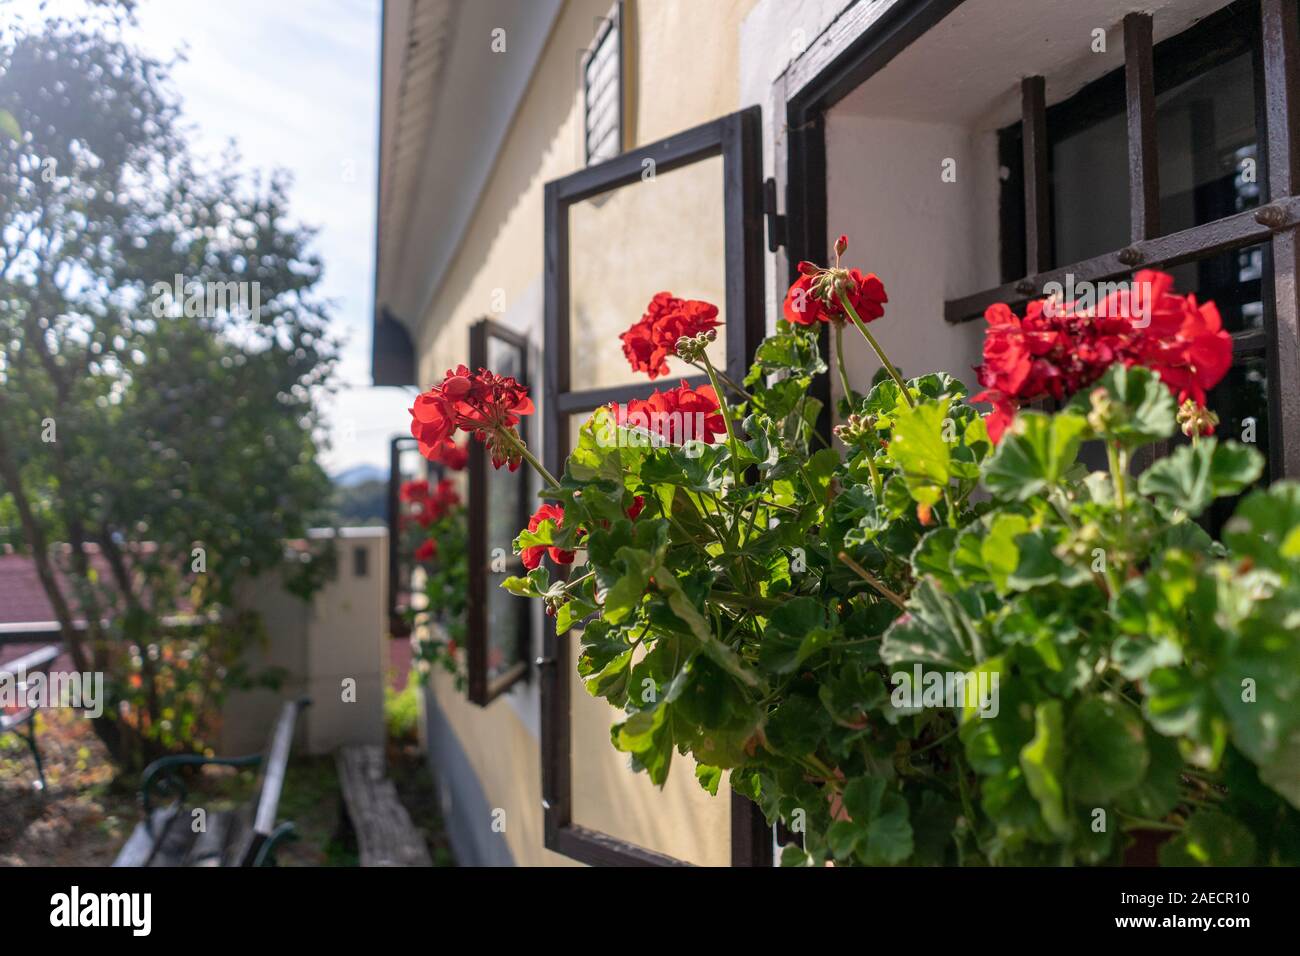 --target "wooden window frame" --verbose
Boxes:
[541,107,769,866]
[466,318,533,705]
[386,434,421,639]
[941,0,1300,481]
